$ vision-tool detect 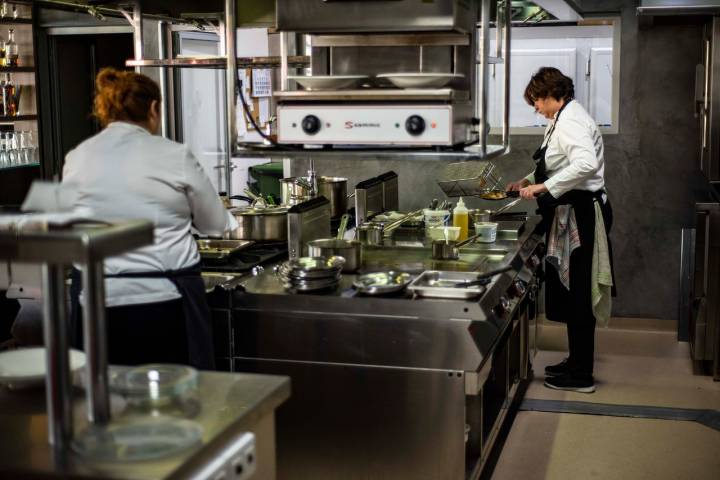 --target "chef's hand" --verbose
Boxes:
[506,179,530,191]
[519,183,548,200]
